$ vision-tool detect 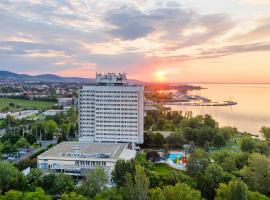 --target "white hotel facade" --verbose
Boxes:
[78,73,144,144]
